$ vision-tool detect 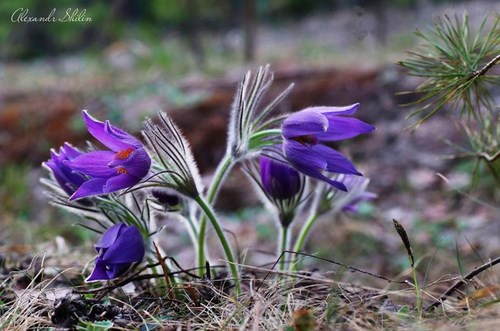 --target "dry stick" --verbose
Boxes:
[426,256,500,311]
[286,250,406,284]
[256,250,406,293]
[152,241,176,300]
[470,53,500,79]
